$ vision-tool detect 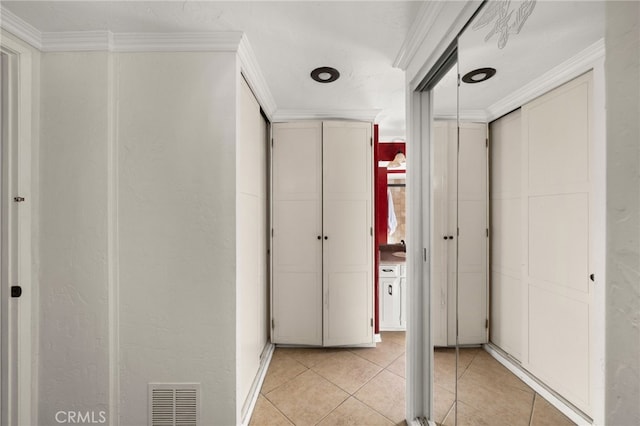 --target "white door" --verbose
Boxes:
[489,109,524,361]
[272,122,323,345]
[522,72,593,414]
[455,122,488,345]
[322,121,373,346]
[431,121,453,346]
